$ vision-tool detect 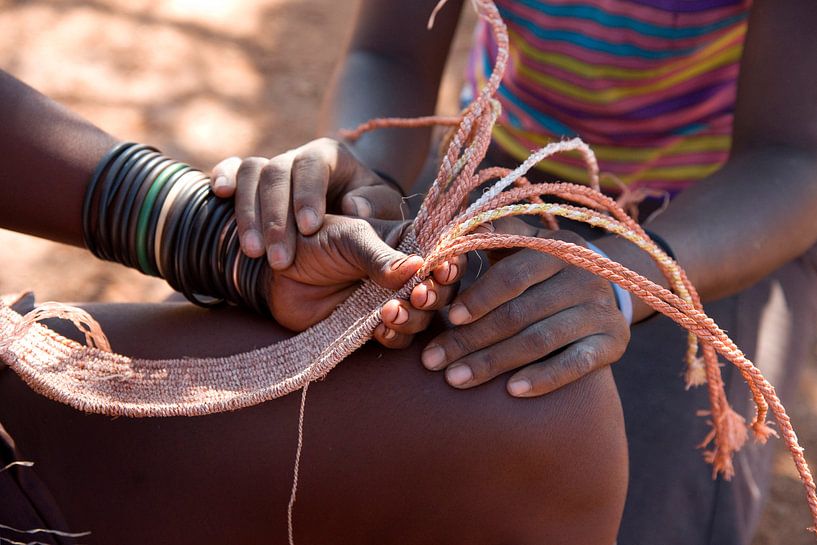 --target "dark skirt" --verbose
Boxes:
[615,244,817,545]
